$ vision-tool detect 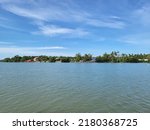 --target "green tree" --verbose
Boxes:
[38,56,49,62]
[75,53,82,62]
[49,56,56,62]
[11,55,22,62]
[20,56,33,62]
[147,55,150,62]
[95,56,104,62]
[3,58,12,62]
[61,57,71,62]
[83,54,92,62]
[102,53,110,62]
